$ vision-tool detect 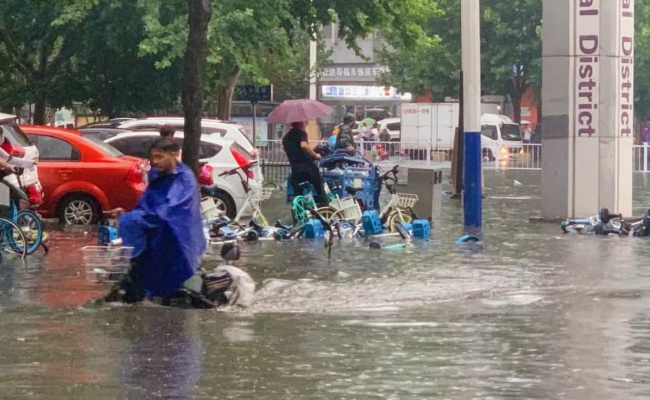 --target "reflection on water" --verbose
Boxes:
[118,311,204,400]
[0,170,649,398]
